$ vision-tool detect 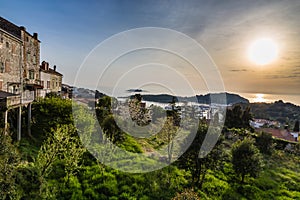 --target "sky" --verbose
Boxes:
[1,0,300,102]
